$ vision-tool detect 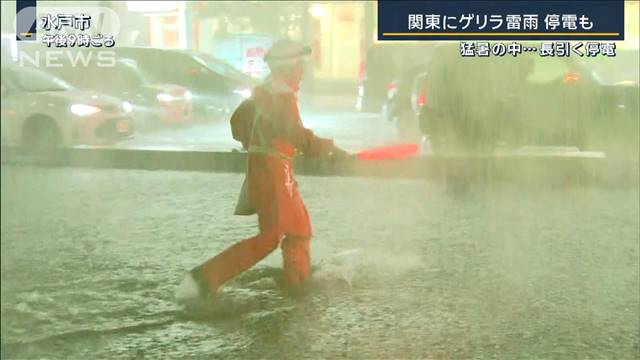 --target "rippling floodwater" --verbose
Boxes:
[1,165,638,359]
